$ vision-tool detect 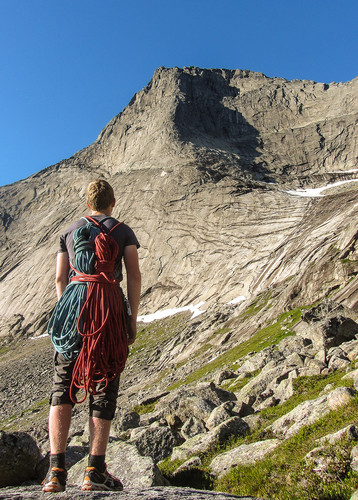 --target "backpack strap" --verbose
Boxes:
[83,216,123,234]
